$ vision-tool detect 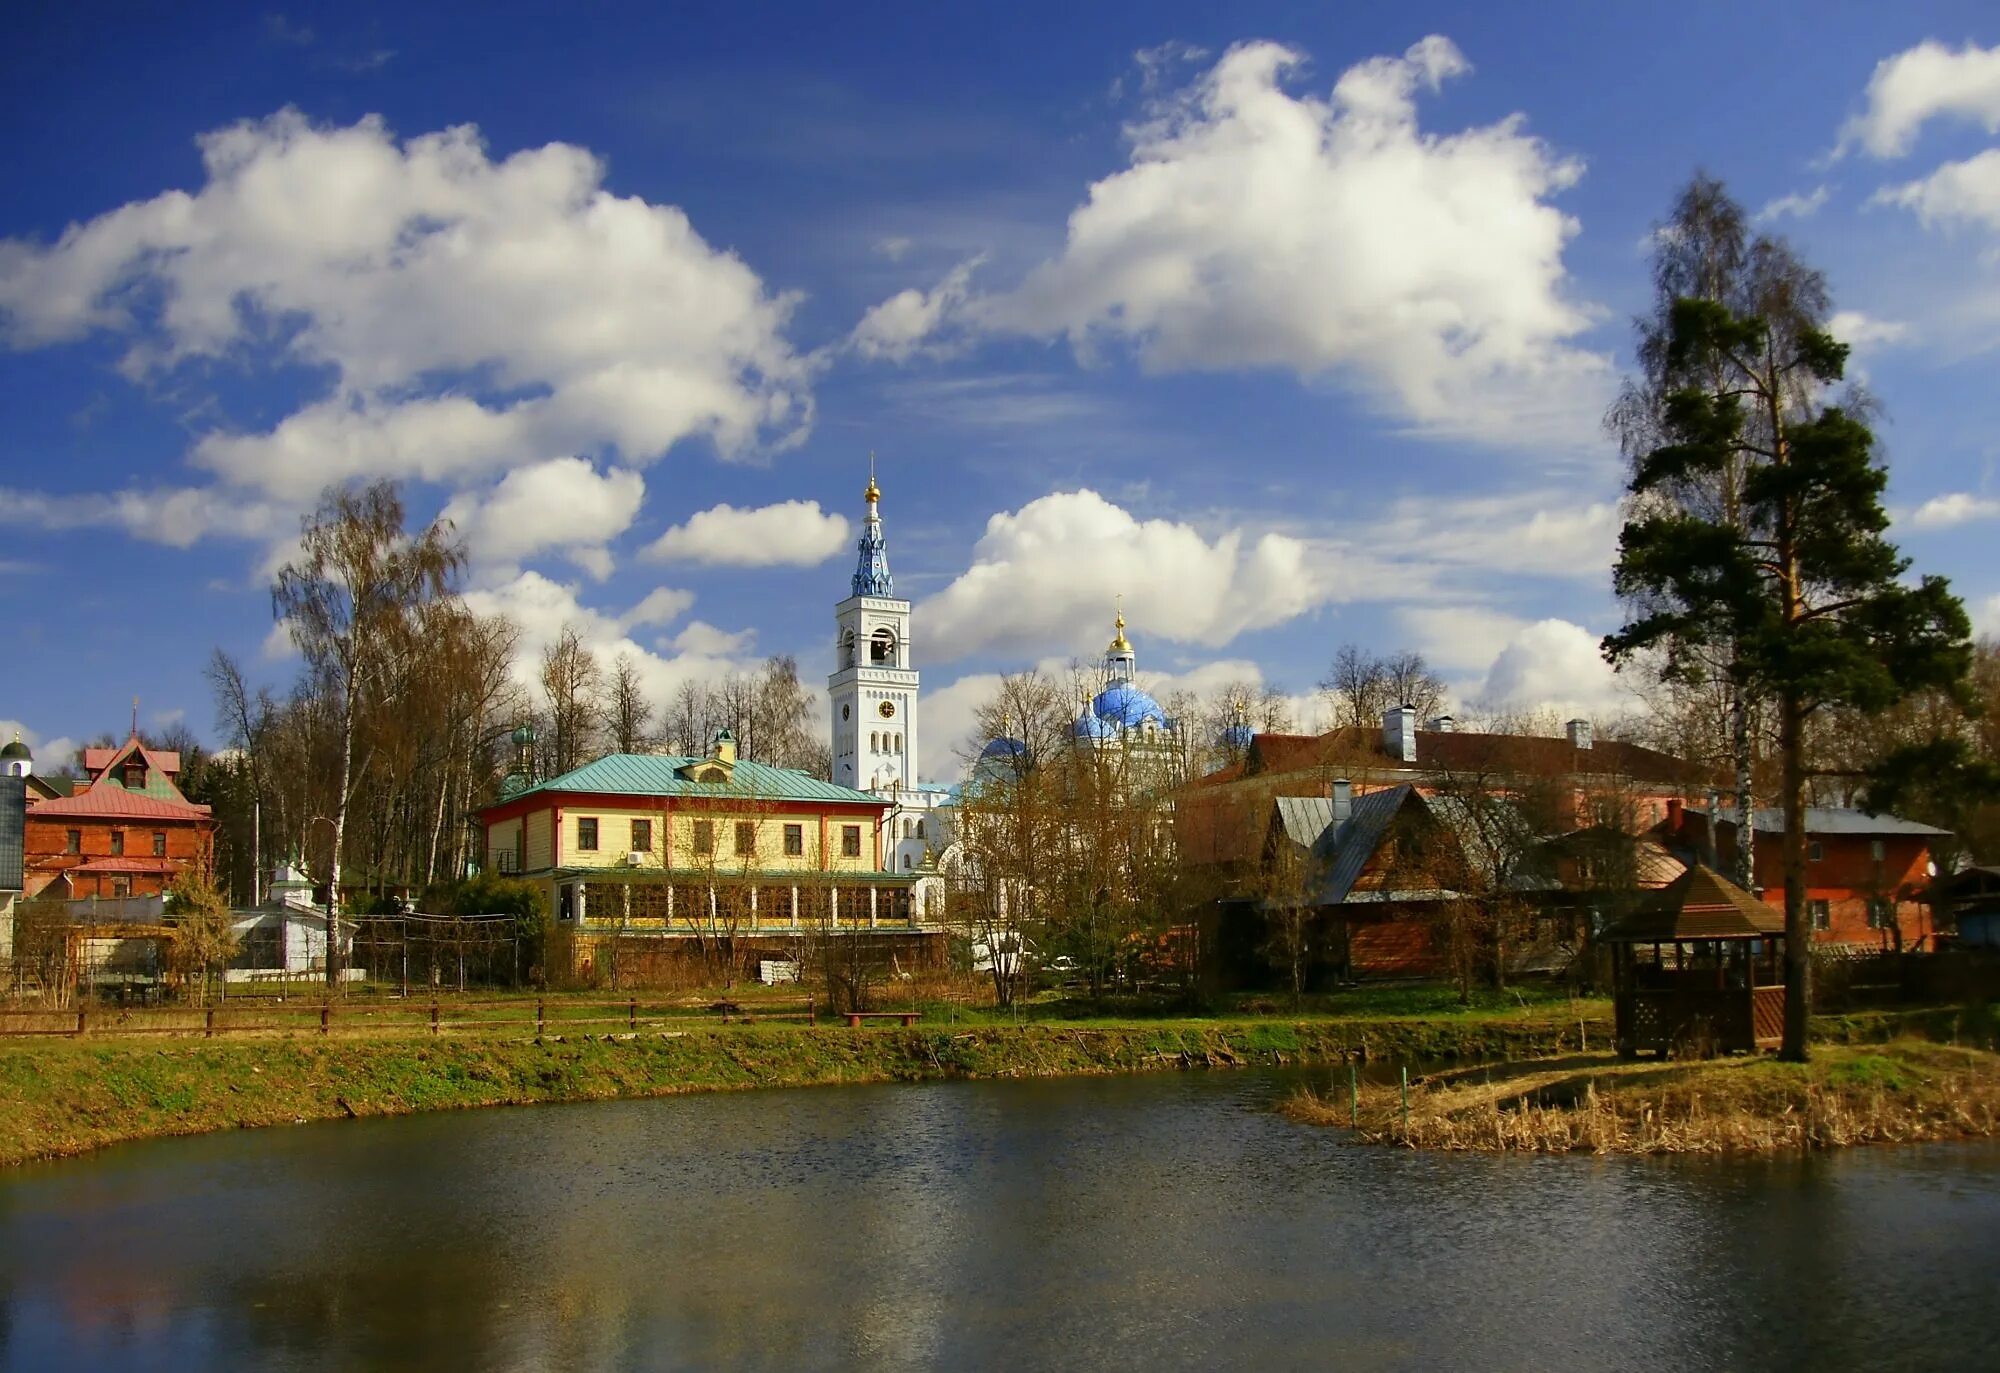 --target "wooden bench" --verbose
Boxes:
[844,1011,921,1027]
